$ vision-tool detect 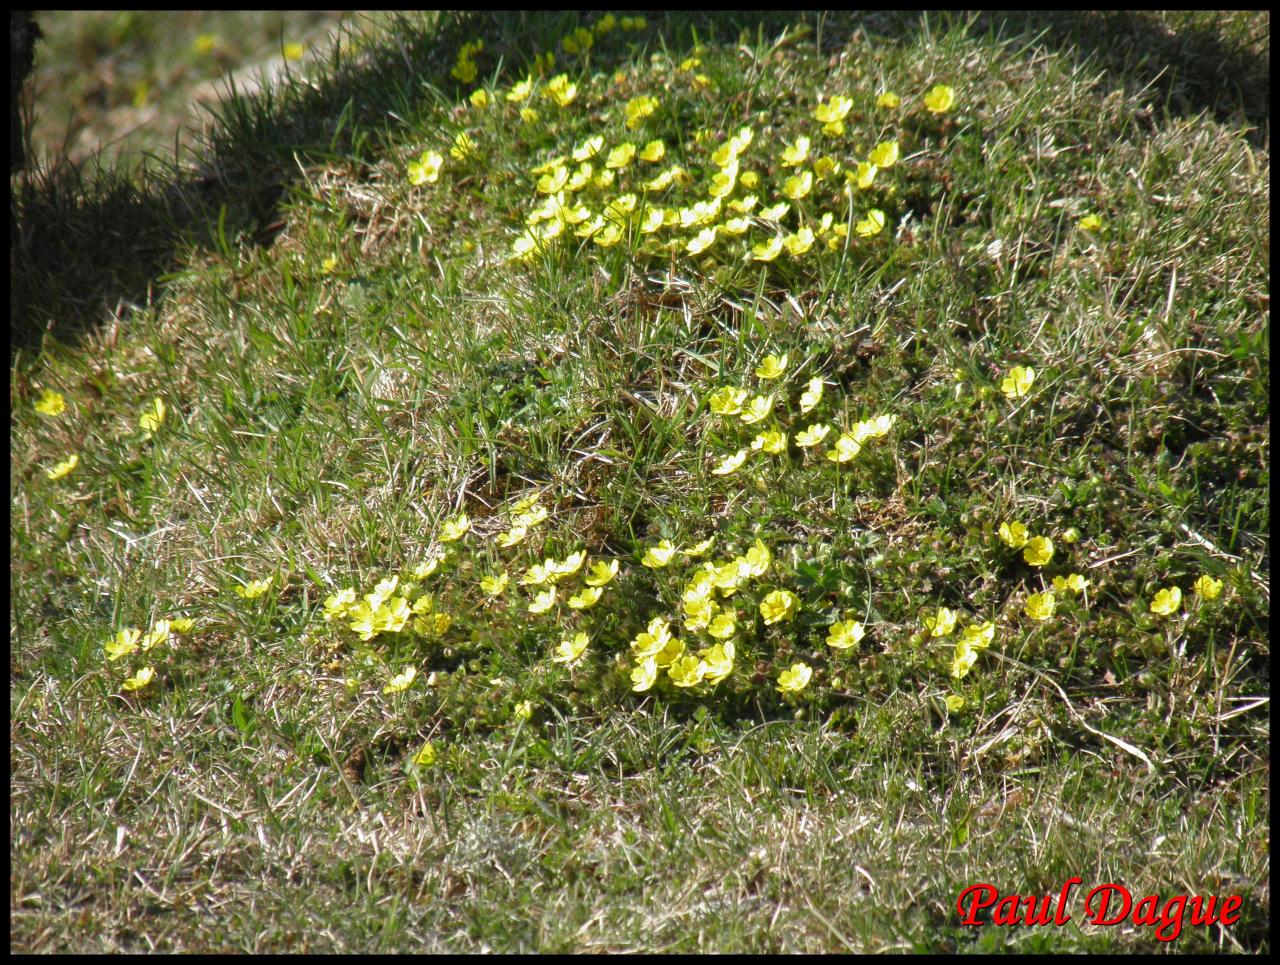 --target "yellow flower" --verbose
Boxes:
[795,423,831,448]
[544,74,578,107]
[450,131,477,161]
[520,107,540,124]
[515,504,548,528]
[961,621,996,650]
[348,602,379,641]
[169,618,195,634]
[469,88,490,108]
[924,607,958,637]
[639,139,665,163]
[642,540,677,568]
[706,386,747,419]
[34,388,66,416]
[1001,365,1036,399]
[412,553,444,580]
[780,135,811,167]
[798,378,824,413]
[686,226,719,255]
[480,572,509,597]
[597,212,629,245]
[813,156,841,181]
[413,740,437,766]
[640,207,666,233]
[139,397,166,434]
[440,513,470,542]
[784,227,815,256]
[585,559,620,586]
[741,539,771,578]
[782,171,813,200]
[536,164,569,194]
[644,166,680,191]
[512,700,533,721]
[572,136,604,163]
[707,611,737,640]
[950,641,979,680]
[506,77,533,102]
[654,635,686,669]
[377,596,411,634]
[235,577,272,600]
[1192,574,1223,600]
[631,656,658,692]
[826,433,861,463]
[751,430,788,454]
[528,586,557,614]
[606,142,637,169]
[945,694,965,712]
[625,95,659,129]
[1059,527,1081,544]
[595,13,617,34]
[700,640,735,684]
[827,619,865,650]
[740,394,775,424]
[46,454,79,480]
[683,538,715,558]
[383,666,417,694]
[684,572,715,604]
[751,236,784,262]
[721,216,751,235]
[322,583,353,619]
[1078,213,1105,233]
[451,58,477,84]
[667,654,706,688]
[758,201,790,221]
[552,631,590,667]
[855,209,886,237]
[1023,535,1054,567]
[712,449,749,475]
[998,520,1029,549]
[760,589,799,625]
[1148,586,1182,616]
[876,90,901,109]
[777,662,812,694]
[104,628,142,662]
[567,586,603,609]
[847,160,878,191]
[923,83,956,114]
[140,623,169,651]
[1052,573,1089,595]
[1025,591,1056,621]
[709,168,738,199]
[498,524,528,547]
[631,617,672,659]
[868,140,900,169]
[122,666,155,692]
[713,559,746,594]
[813,94,852,125]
